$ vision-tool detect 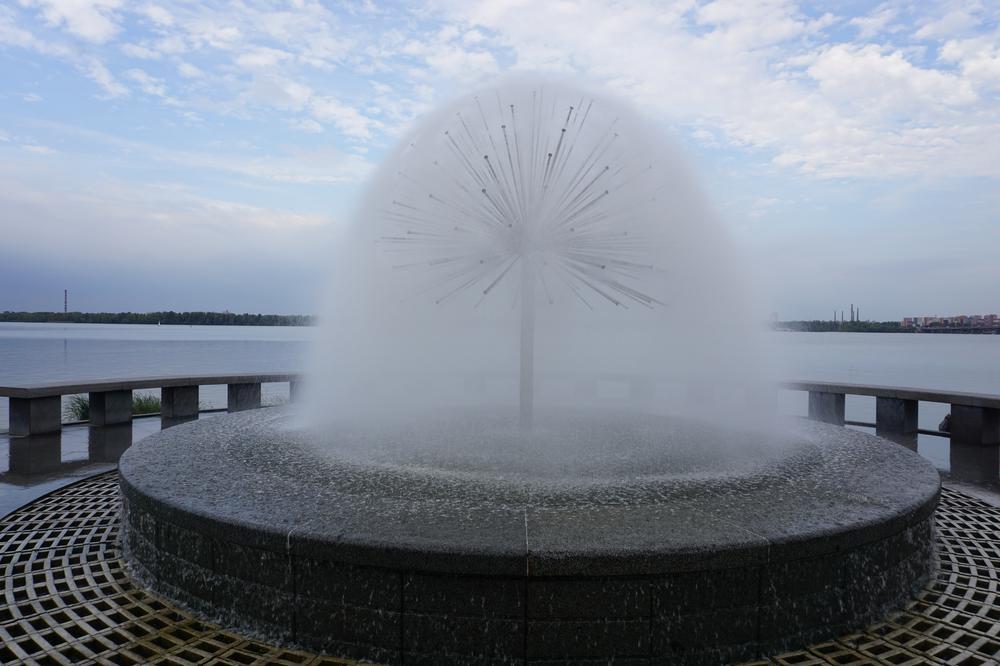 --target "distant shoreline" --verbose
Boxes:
[773,321,999,334]
[0,311,315,327]
[773,321,909,333]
